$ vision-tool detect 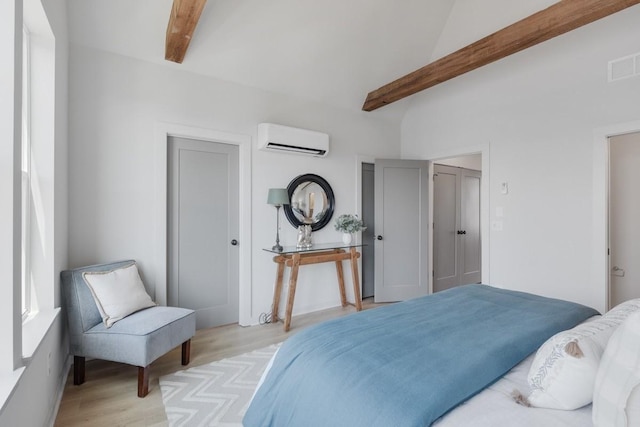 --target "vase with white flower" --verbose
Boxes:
[334,214,366,245]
